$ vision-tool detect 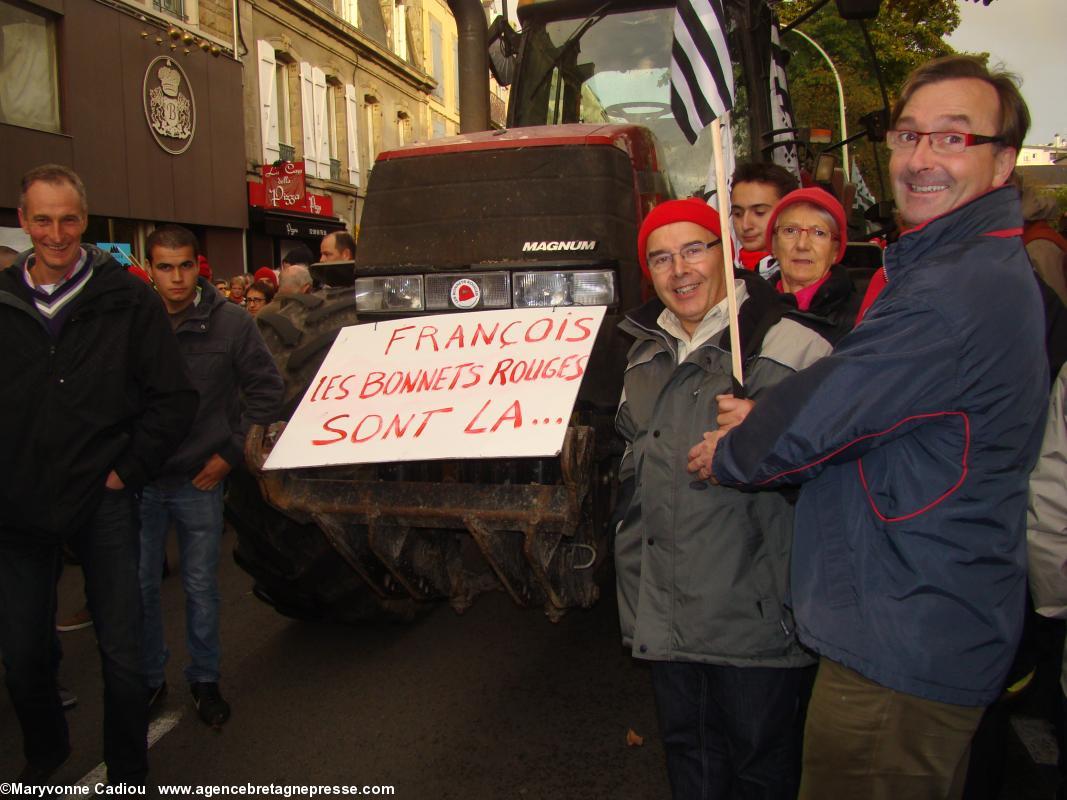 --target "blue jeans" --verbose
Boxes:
[139,482,224,687]
[0,488,149,783]
[649,661,814,800]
